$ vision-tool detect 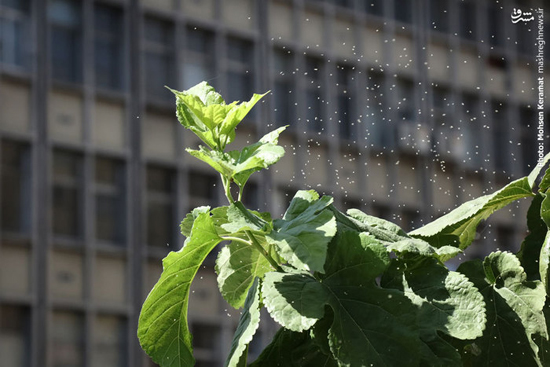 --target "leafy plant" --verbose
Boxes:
[138,82,550,367]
